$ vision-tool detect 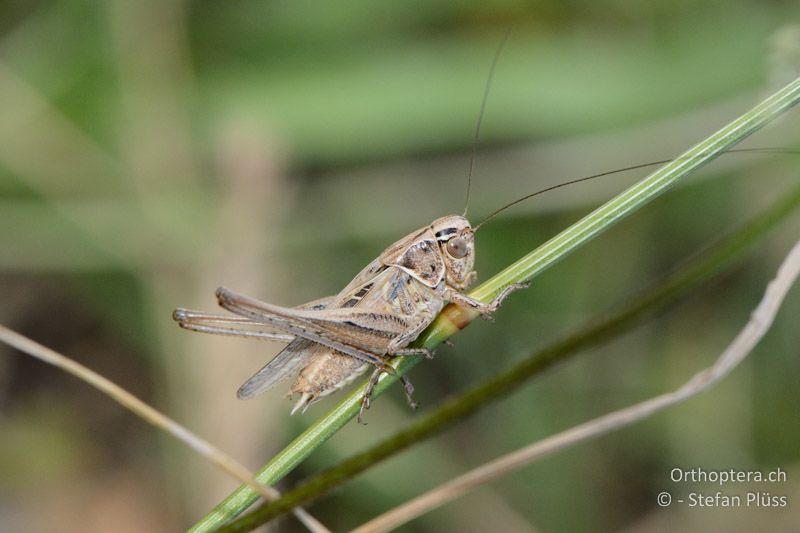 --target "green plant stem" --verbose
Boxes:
[191,76,800,532]
[217,180,800,532]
